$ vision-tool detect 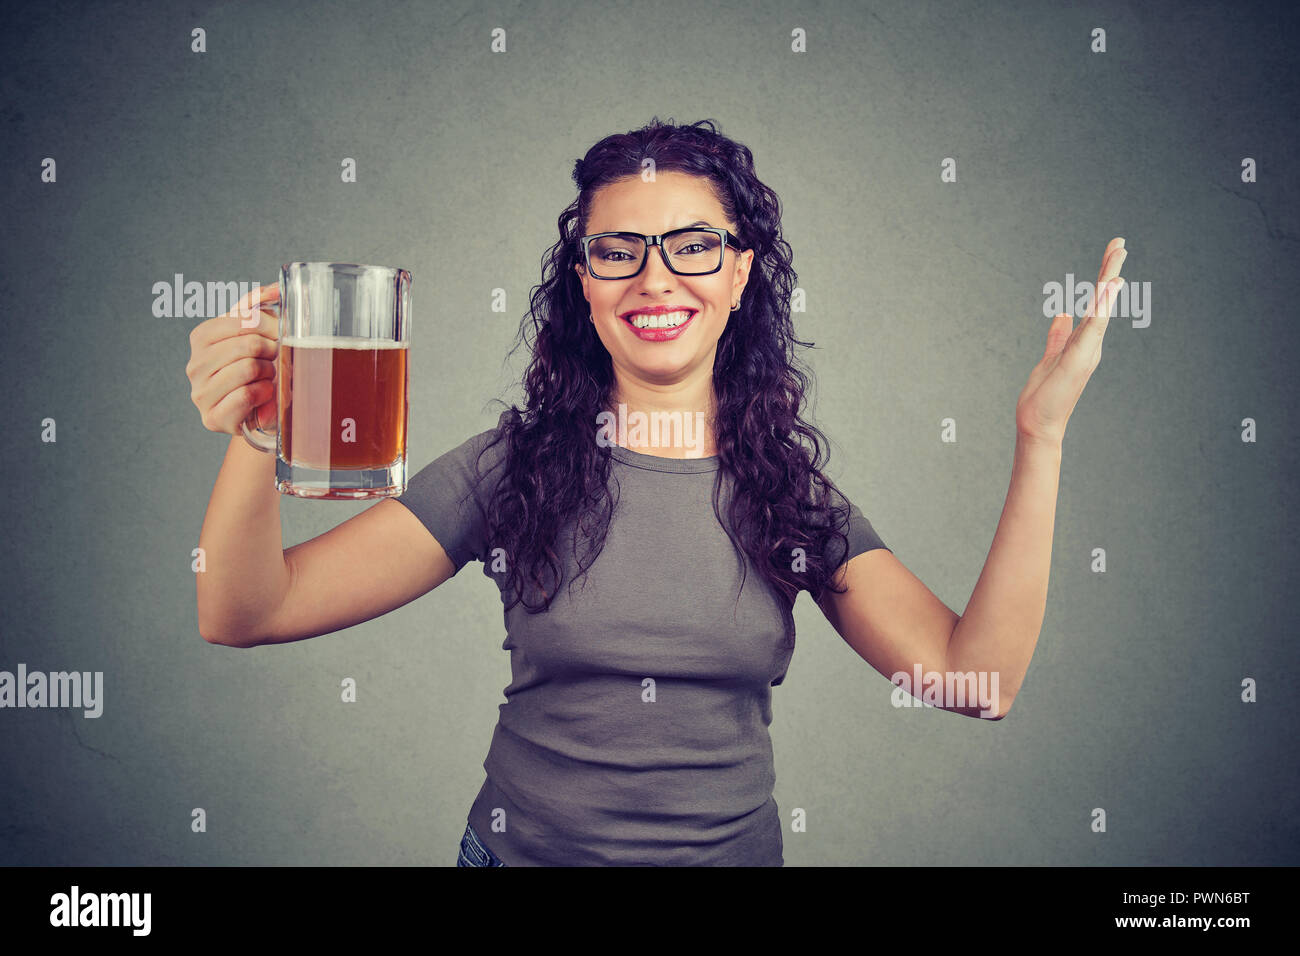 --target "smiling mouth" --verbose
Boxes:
[622,309,696,330]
